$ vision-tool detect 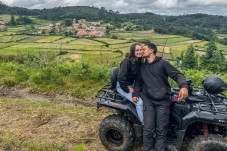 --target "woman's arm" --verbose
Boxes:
[118,58,130,93]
